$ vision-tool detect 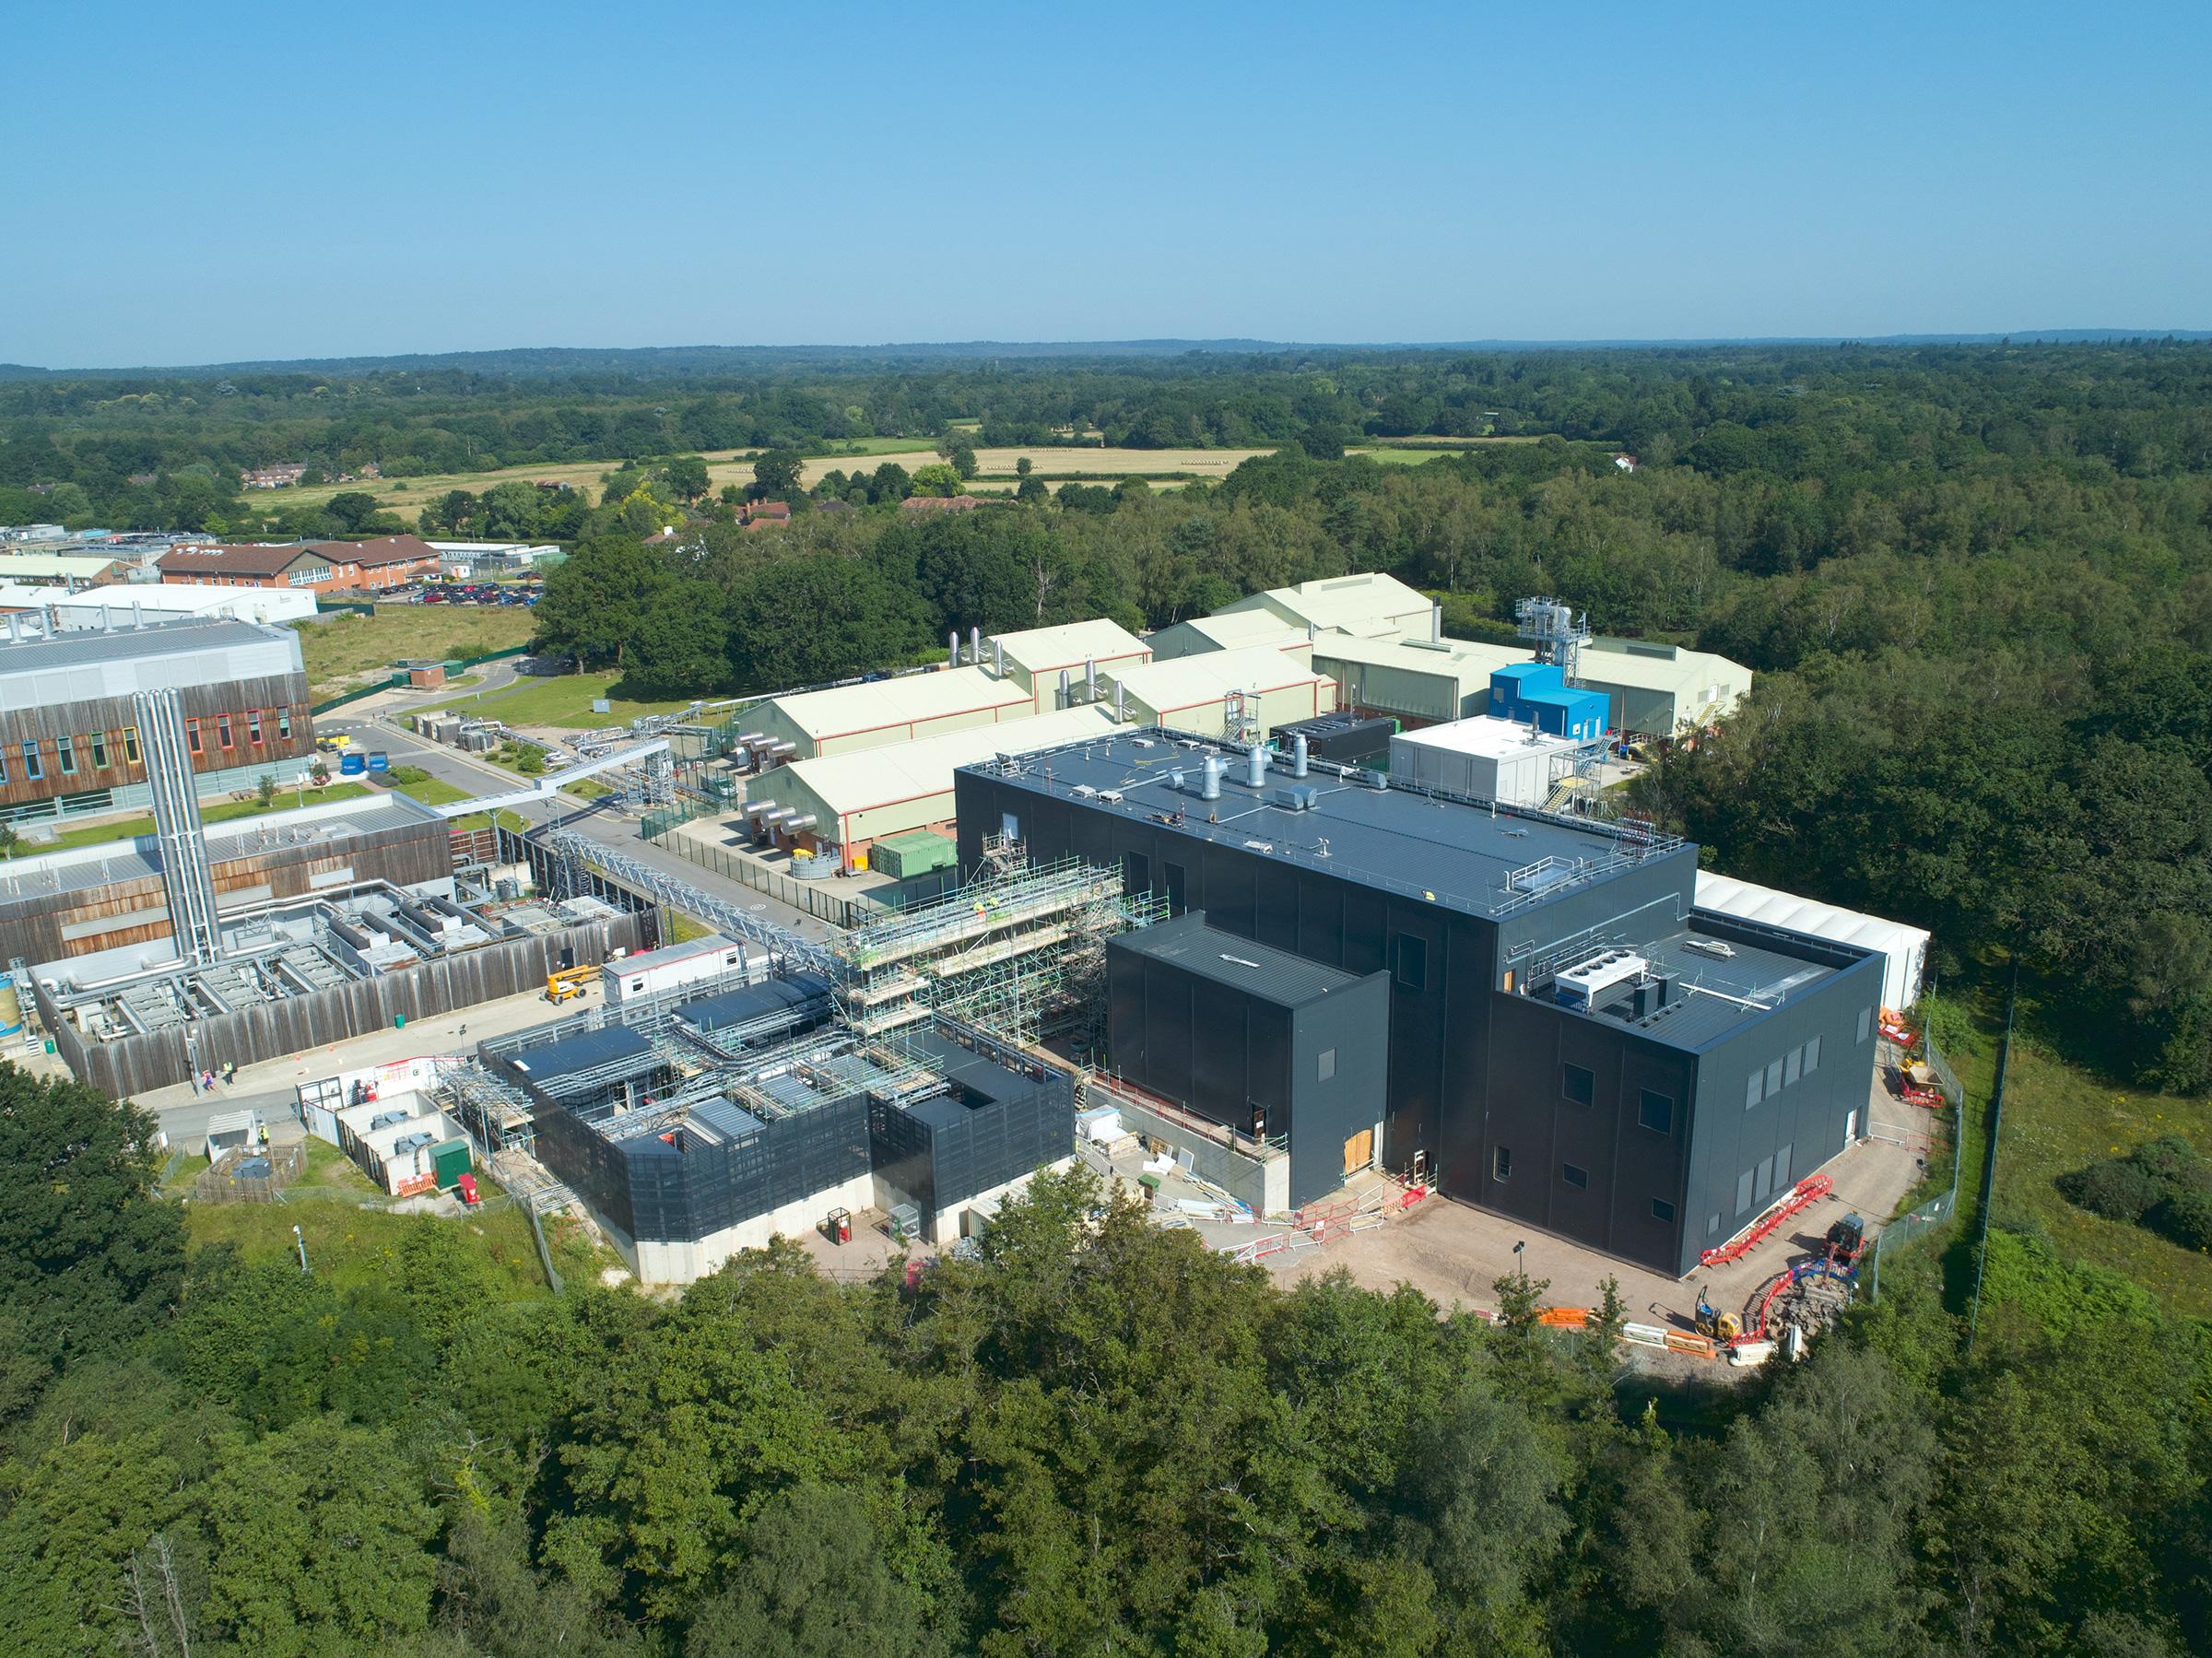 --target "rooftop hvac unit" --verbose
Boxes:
[1271,786,1319,812]
[1555,950,1650,1013]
